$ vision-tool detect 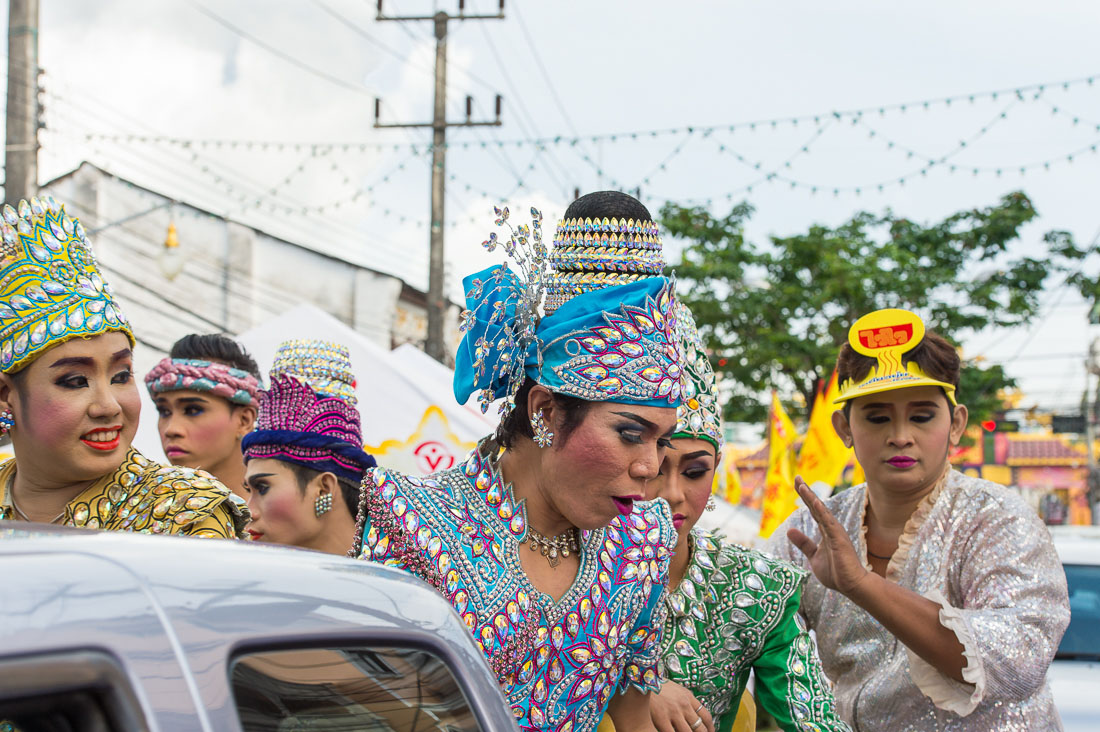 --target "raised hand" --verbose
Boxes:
[786,477,871,596]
